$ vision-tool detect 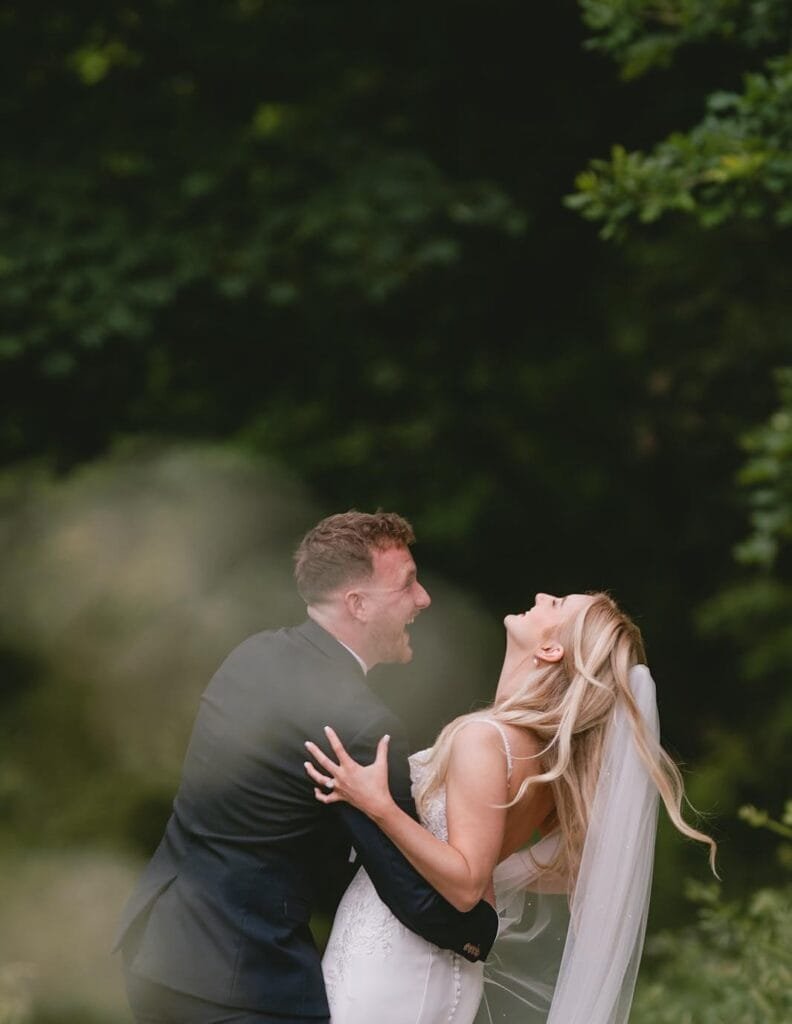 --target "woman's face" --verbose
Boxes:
[504,592,593,654]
